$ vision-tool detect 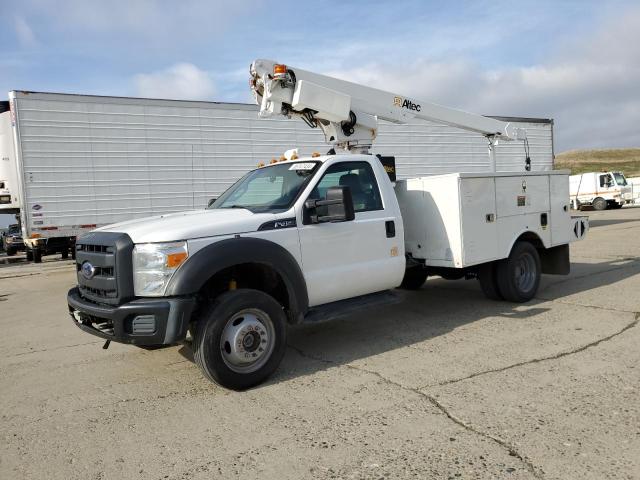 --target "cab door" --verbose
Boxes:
[297,160,403,307]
